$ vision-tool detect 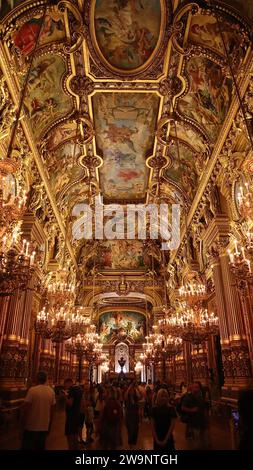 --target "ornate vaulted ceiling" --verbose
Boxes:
[0,1,252,310]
